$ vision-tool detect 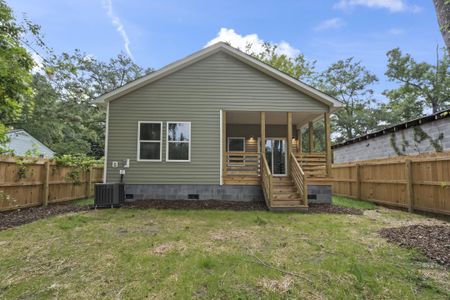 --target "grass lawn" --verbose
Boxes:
[0,197,449,299]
